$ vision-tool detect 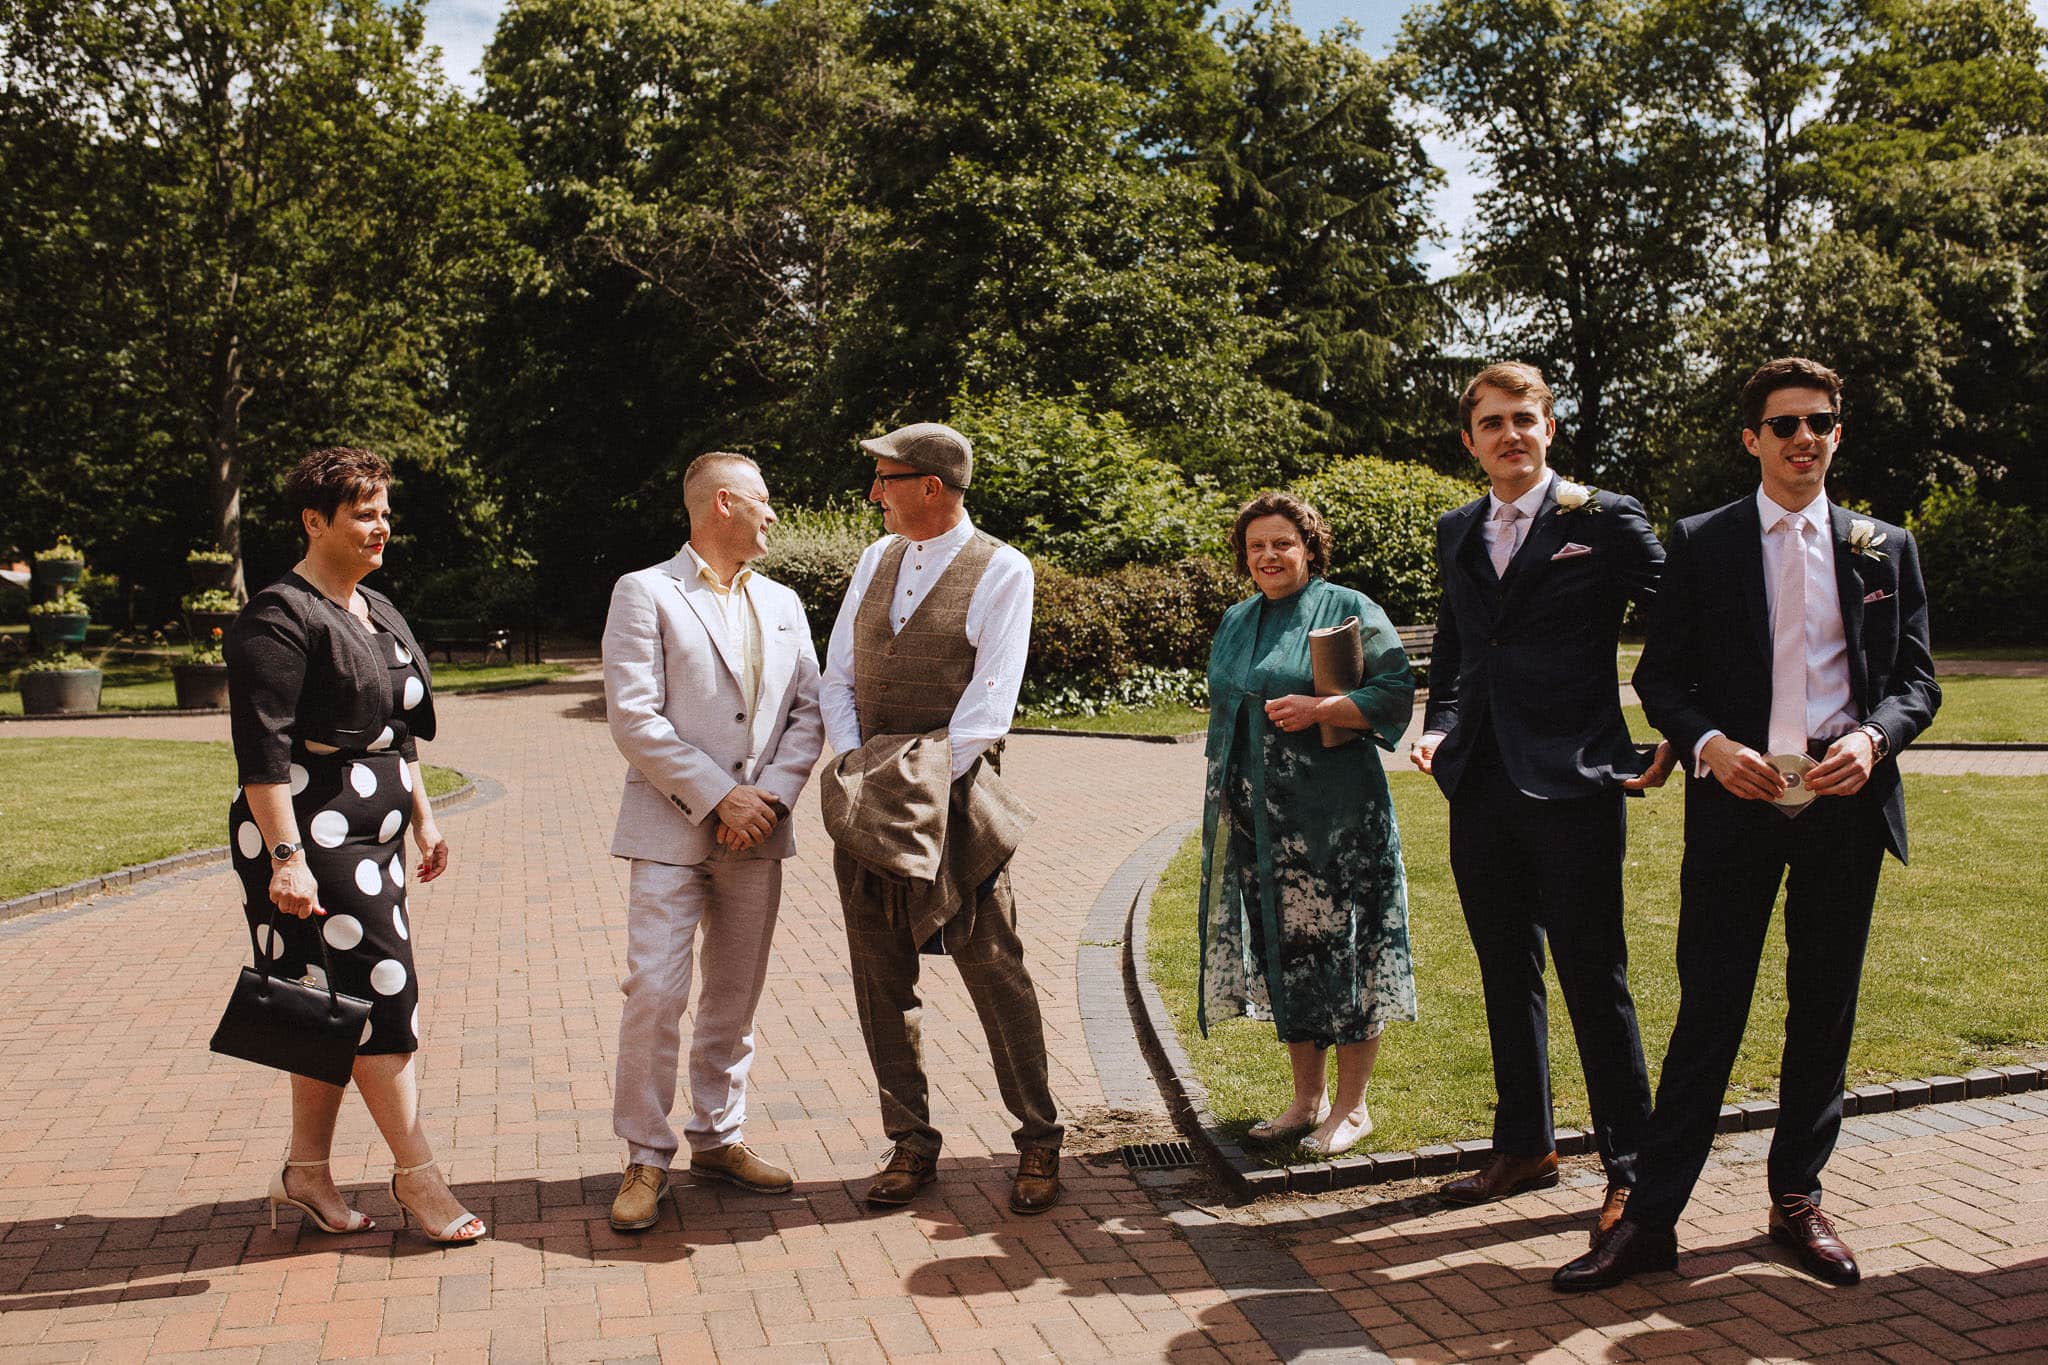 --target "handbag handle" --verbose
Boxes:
[245,904,351,1022]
